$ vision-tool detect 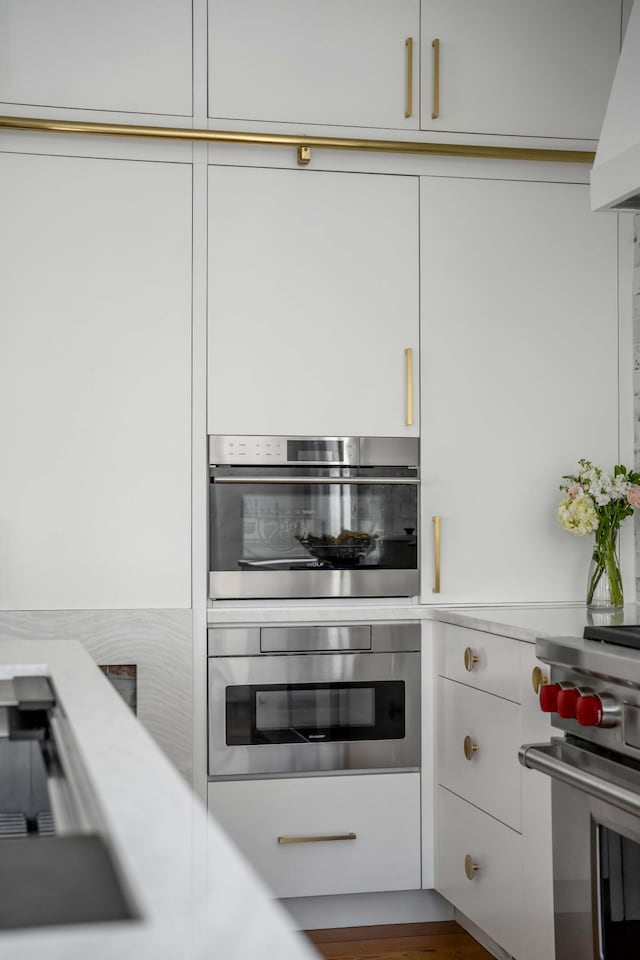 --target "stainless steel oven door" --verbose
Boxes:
[520,738,640,960]
[209,469,419,600]
[208,652,420,779]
